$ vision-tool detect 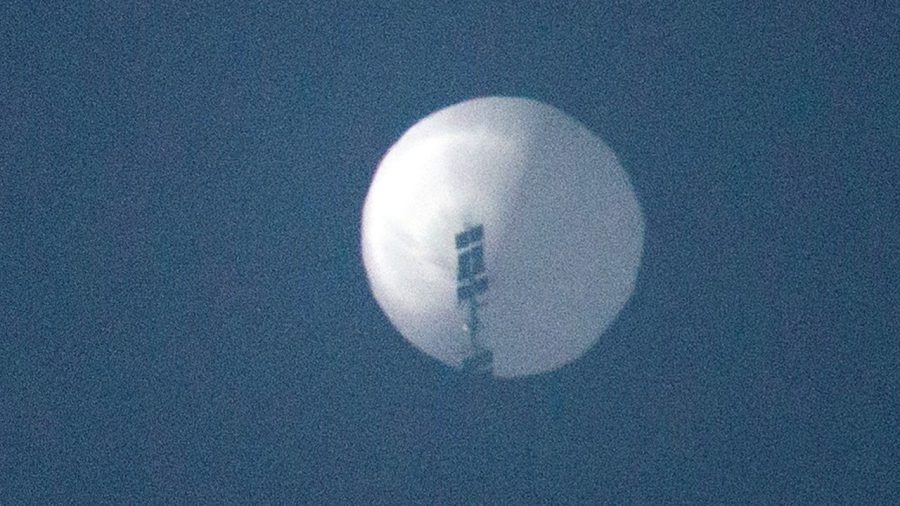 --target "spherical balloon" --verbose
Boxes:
[361,97,644,378]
